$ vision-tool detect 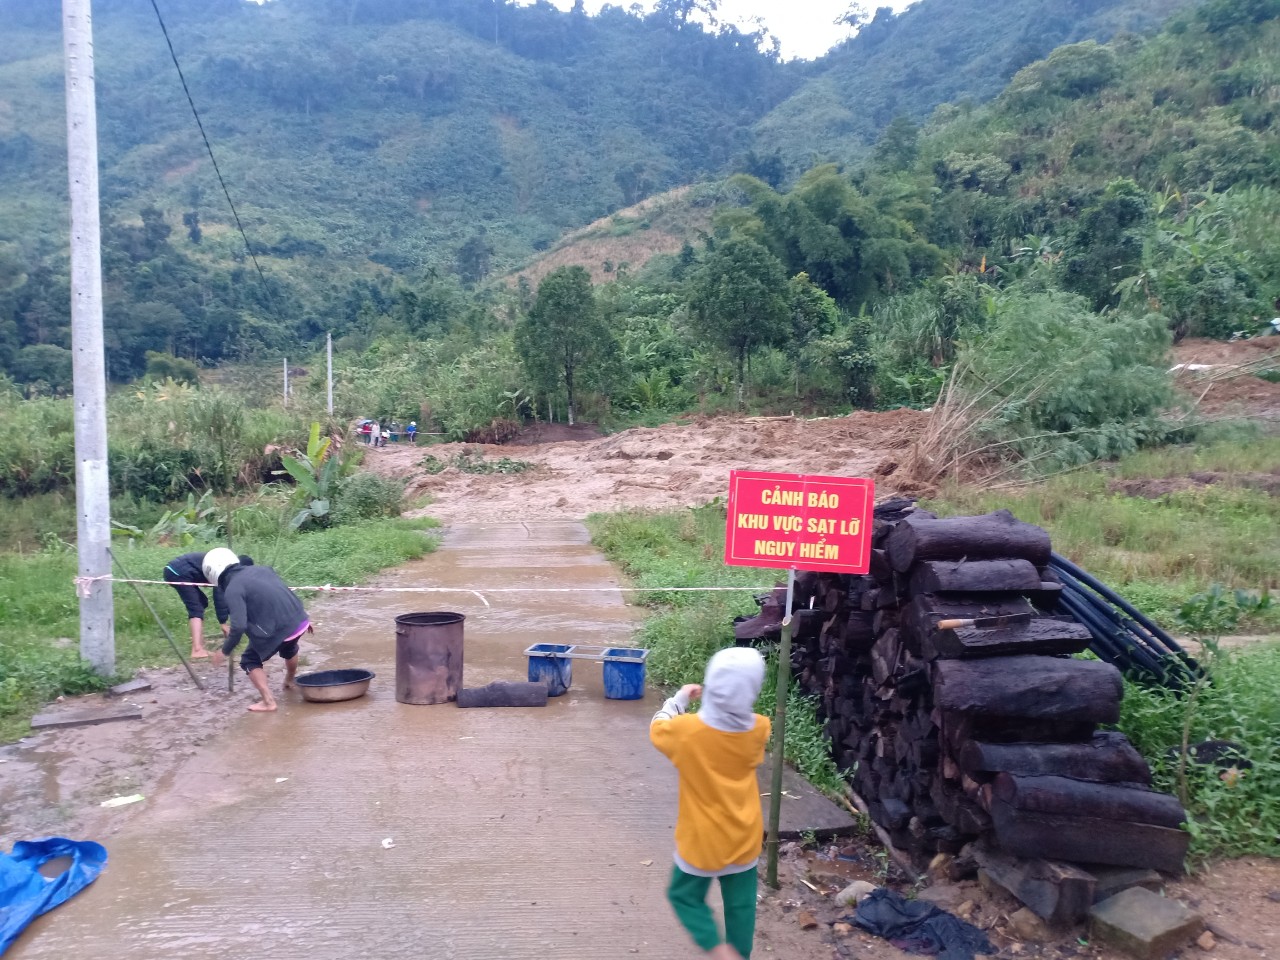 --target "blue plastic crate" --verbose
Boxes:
[601,647,649,700]
[524,643,574,697]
